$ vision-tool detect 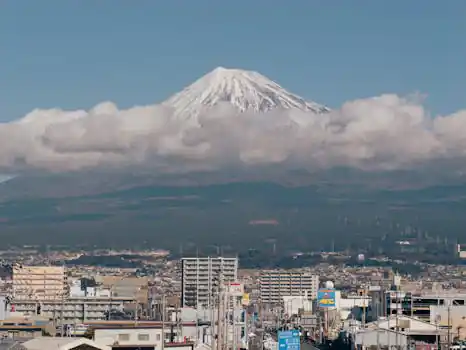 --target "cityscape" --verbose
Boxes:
[1,2,466,350]
[0,245,463,349]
